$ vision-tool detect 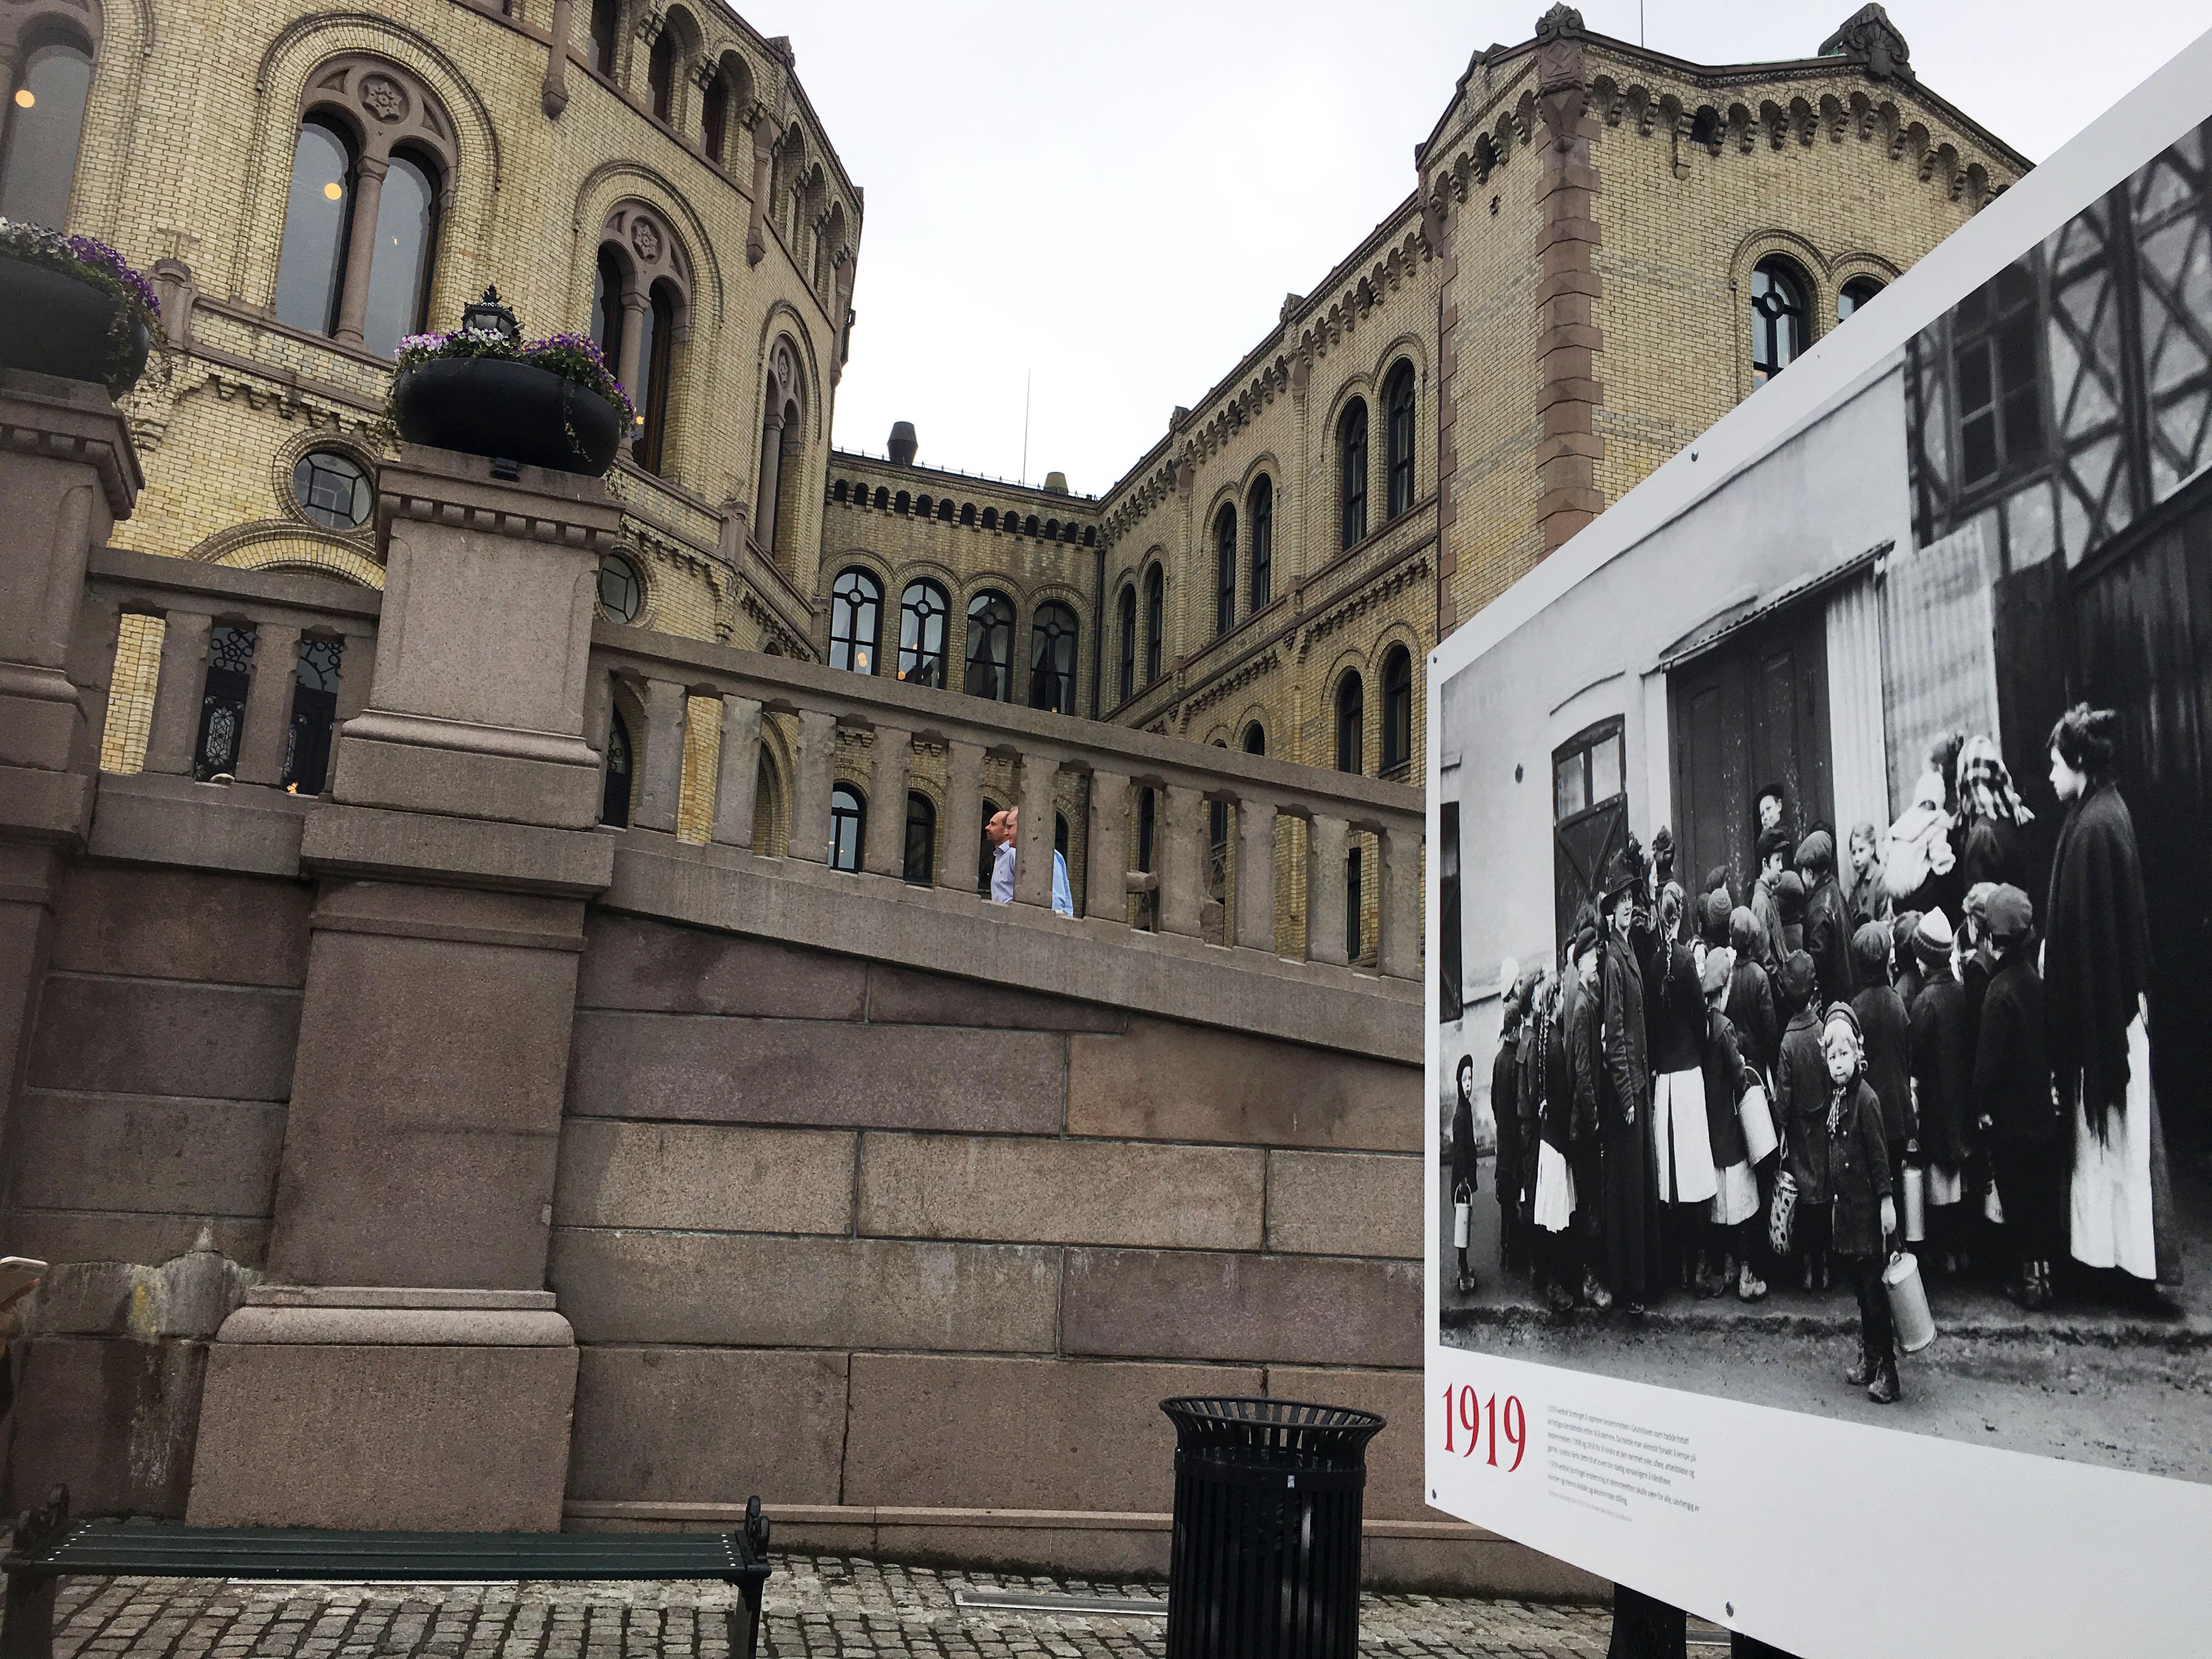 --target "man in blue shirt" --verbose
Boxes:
[987,807,1073,916]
